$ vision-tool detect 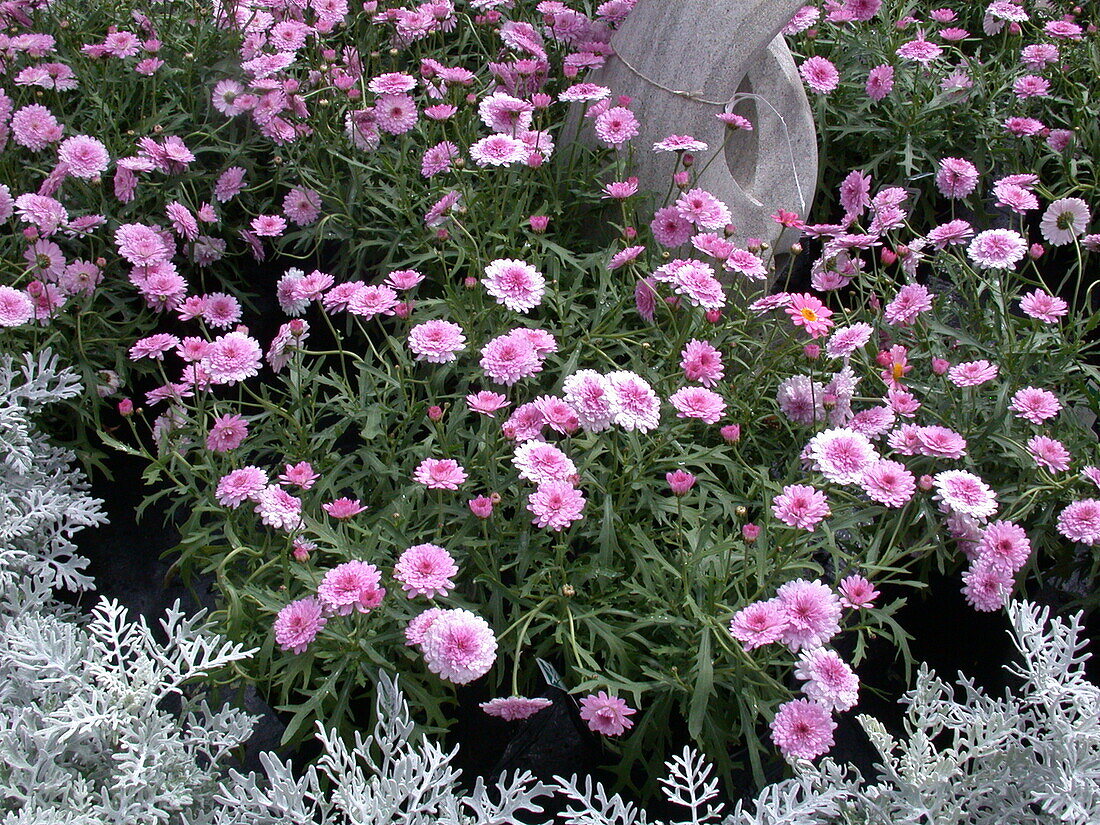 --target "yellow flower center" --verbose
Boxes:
[892,363,905,379]
[800,307,818,323]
